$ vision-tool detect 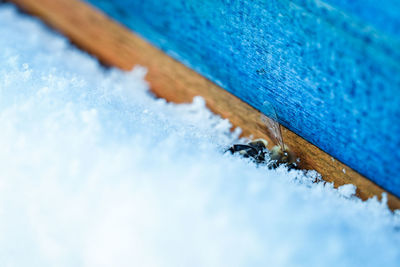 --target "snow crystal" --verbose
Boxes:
[0,4,399,267]
[337,184,357,198]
